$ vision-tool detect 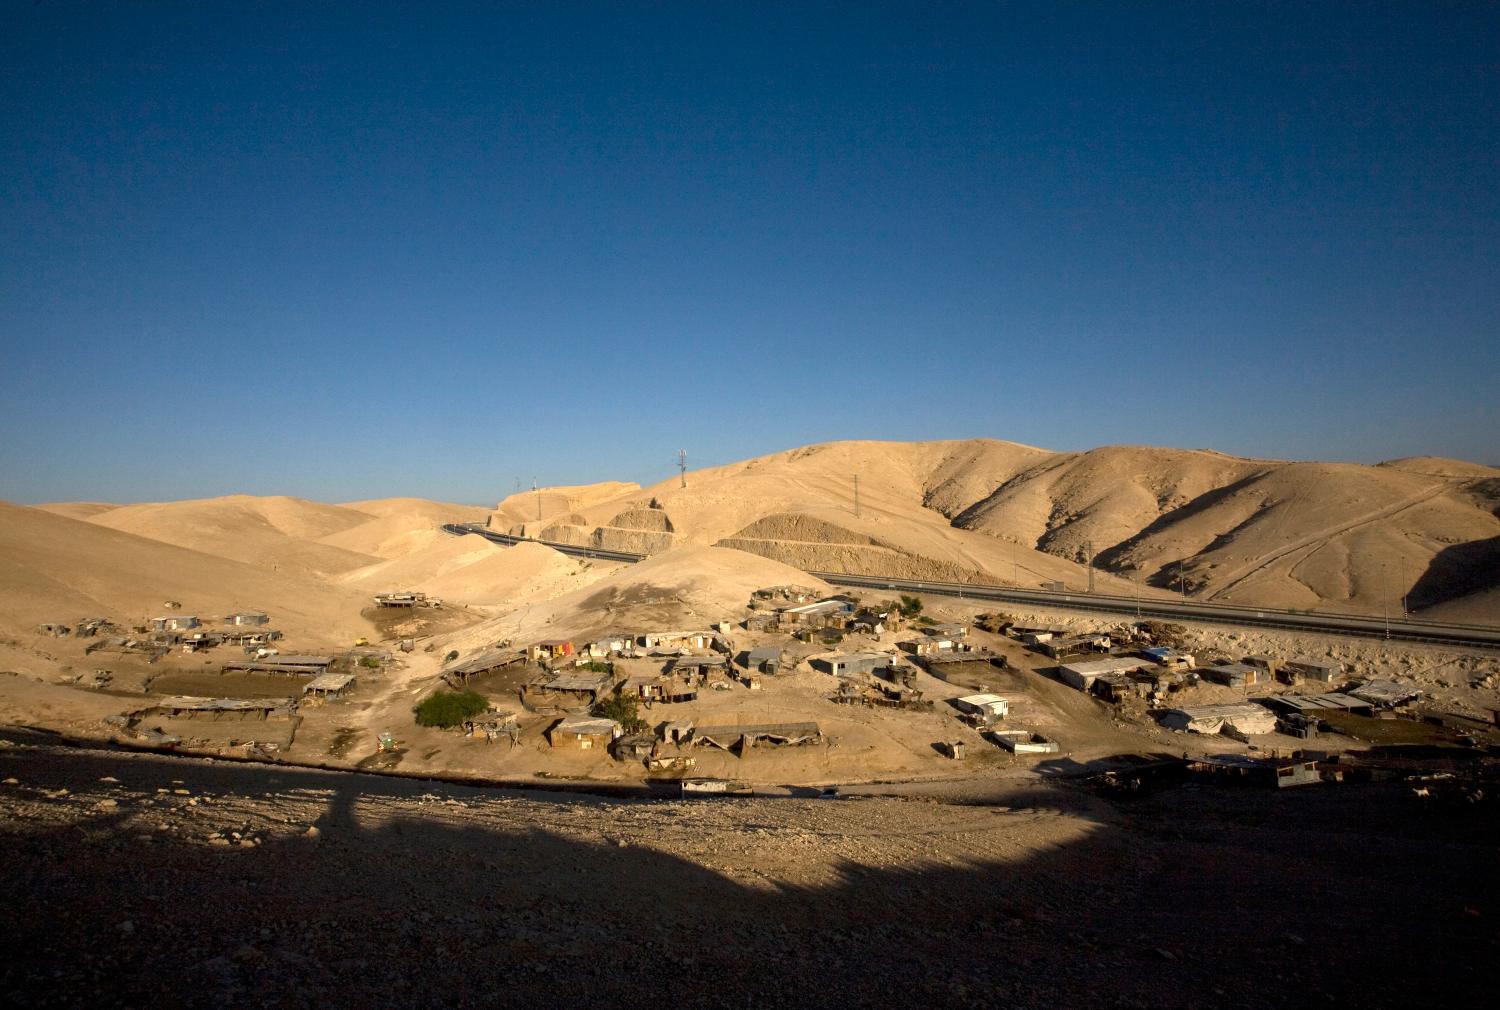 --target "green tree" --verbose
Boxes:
[414,690,489,729]
[594,691,649,735]
[898,594,924,618]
